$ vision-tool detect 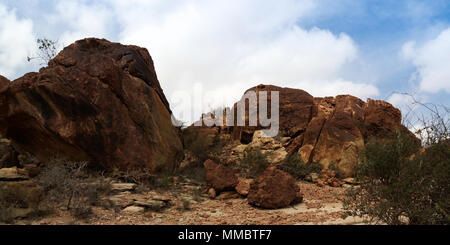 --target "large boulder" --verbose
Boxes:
[0,38,183,172]
[204,159,238,192]
[248,167,302,209]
